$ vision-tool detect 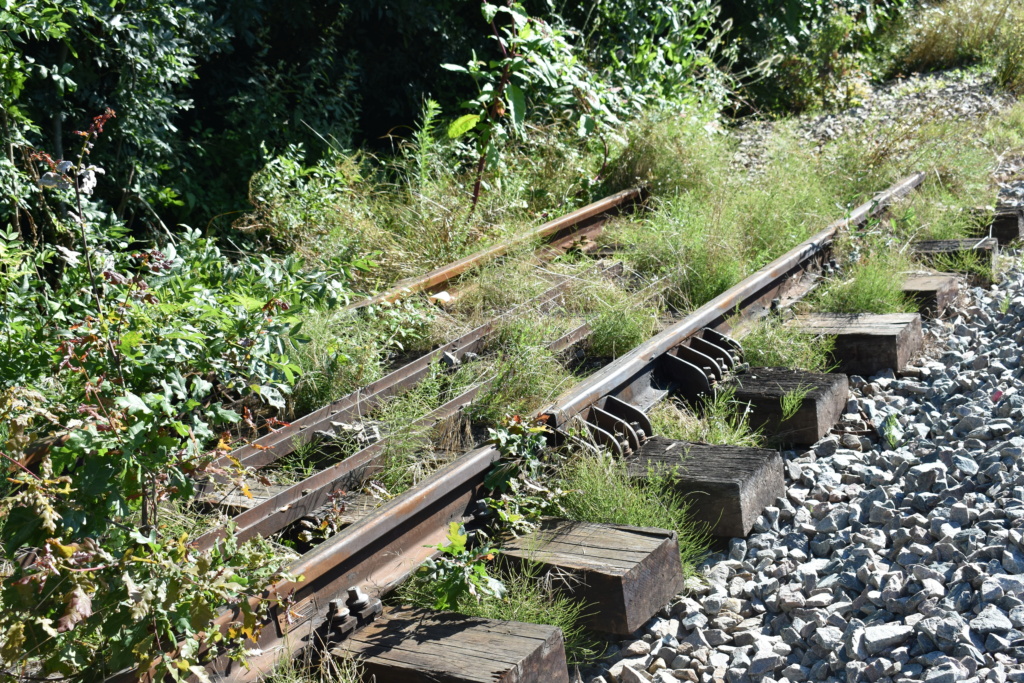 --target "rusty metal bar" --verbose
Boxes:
[198,174,924,681]
[349,188,643,310]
